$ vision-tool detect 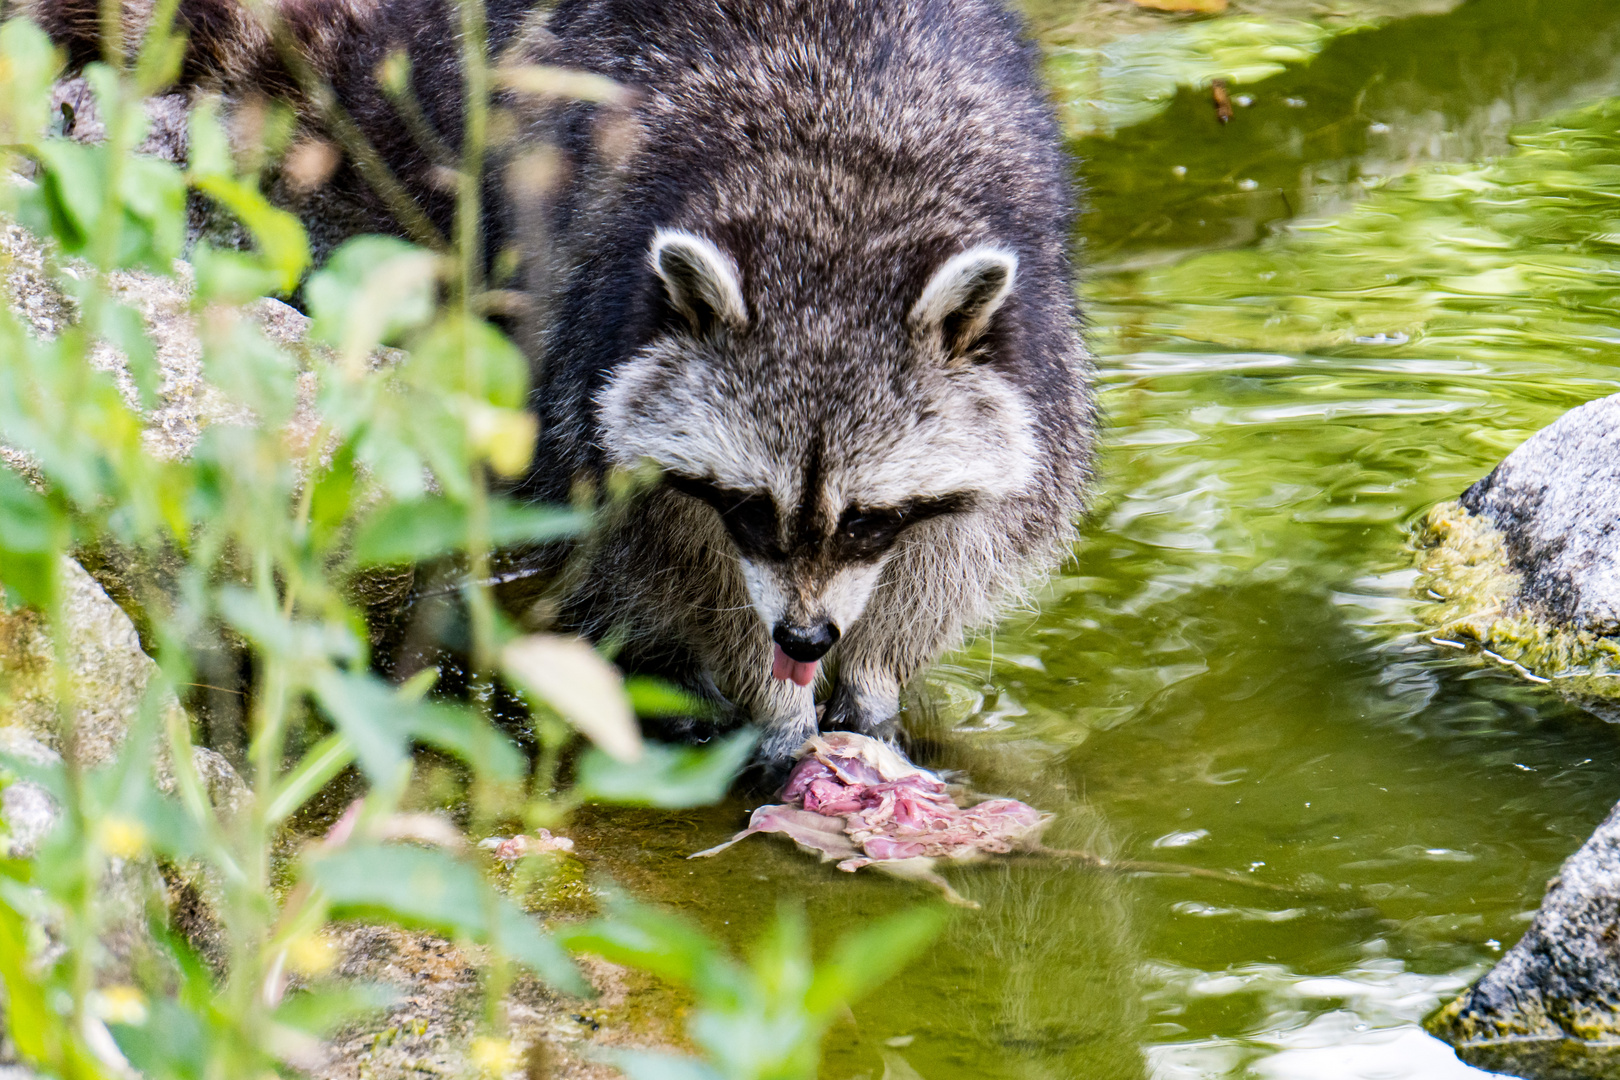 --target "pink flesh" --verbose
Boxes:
[771,644,819,686]
[690,732,1052,896]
